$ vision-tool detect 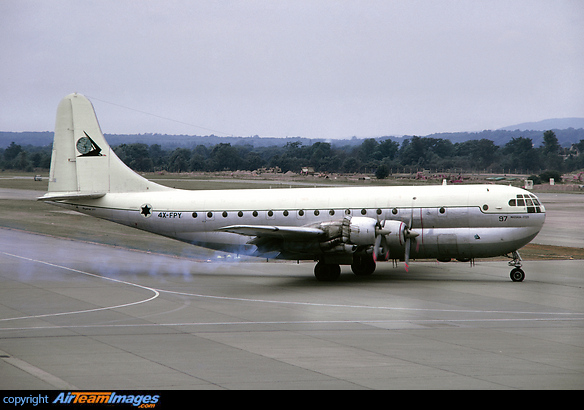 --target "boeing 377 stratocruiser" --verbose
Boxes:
[39,94,545,281]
